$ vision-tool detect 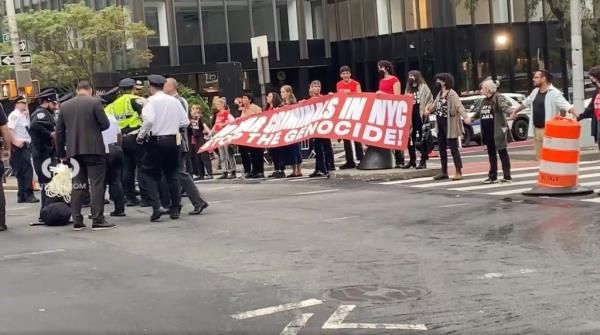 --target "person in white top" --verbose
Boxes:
[102,113,126,217]
[7,96,38,203]
[136,74,190,222]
